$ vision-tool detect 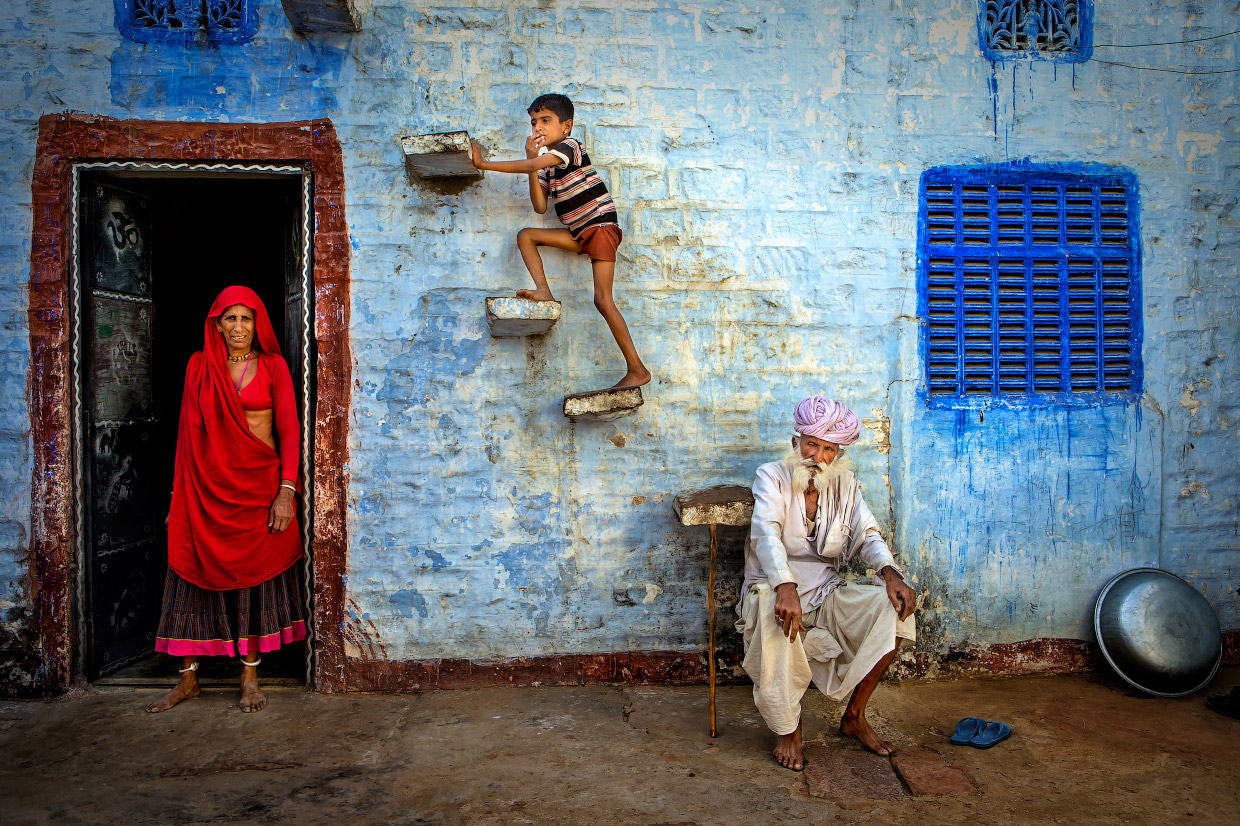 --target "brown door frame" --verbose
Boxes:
[27,115,352,693]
